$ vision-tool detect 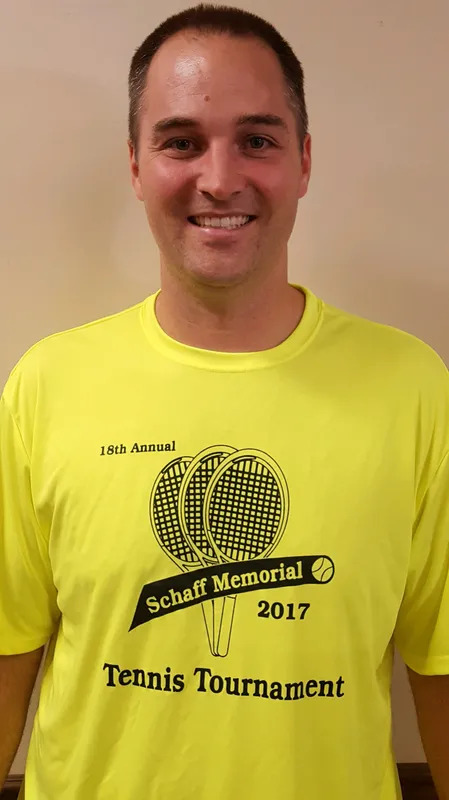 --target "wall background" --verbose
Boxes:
[1,0,448,773]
